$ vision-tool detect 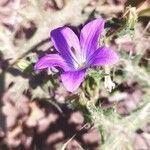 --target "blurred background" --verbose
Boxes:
[0,0,150,150]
